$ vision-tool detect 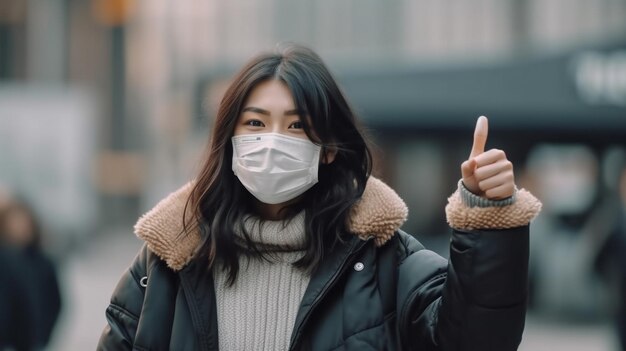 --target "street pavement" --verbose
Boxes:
[47,230,619,351]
